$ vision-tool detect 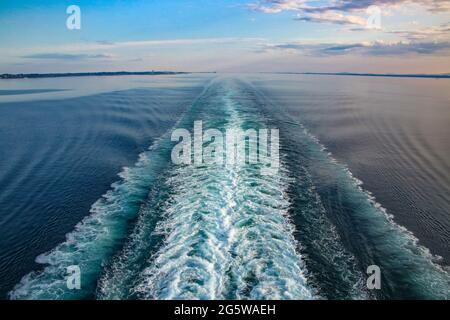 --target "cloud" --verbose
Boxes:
[320,43,367,54]
[95,40,116,46]
[387,23,450,41]
[362,41,450,55]
[22,53,114,60]
[296,11,367,26]
[263,40,450,56]
[248,0,450,27]
[310,0,450,13]
[249,0,450,14]
[31,38,265,54]
[248,0,308,13]
[249,0,450,37]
